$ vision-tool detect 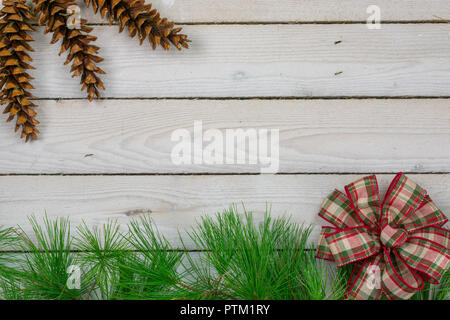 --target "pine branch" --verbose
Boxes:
[74,220,130,299]
[0,0,39,142]
[17,215,87,300]
[33,0,105,101]
[0,209,447,300]
[85,0,190,50]
[113,215,187,300]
